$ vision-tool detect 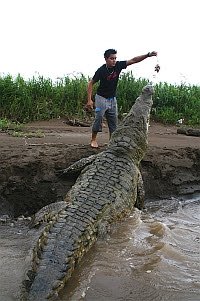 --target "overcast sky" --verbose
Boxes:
[0,0,199,85]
